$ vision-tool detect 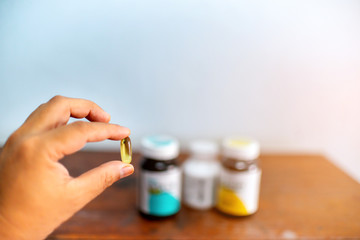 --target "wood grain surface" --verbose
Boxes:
[46,152,360,240]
